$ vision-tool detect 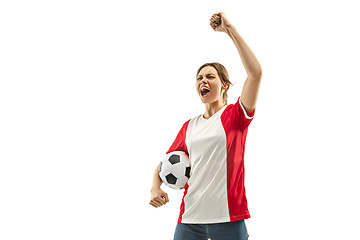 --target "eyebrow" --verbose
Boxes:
[198,73,215,77]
